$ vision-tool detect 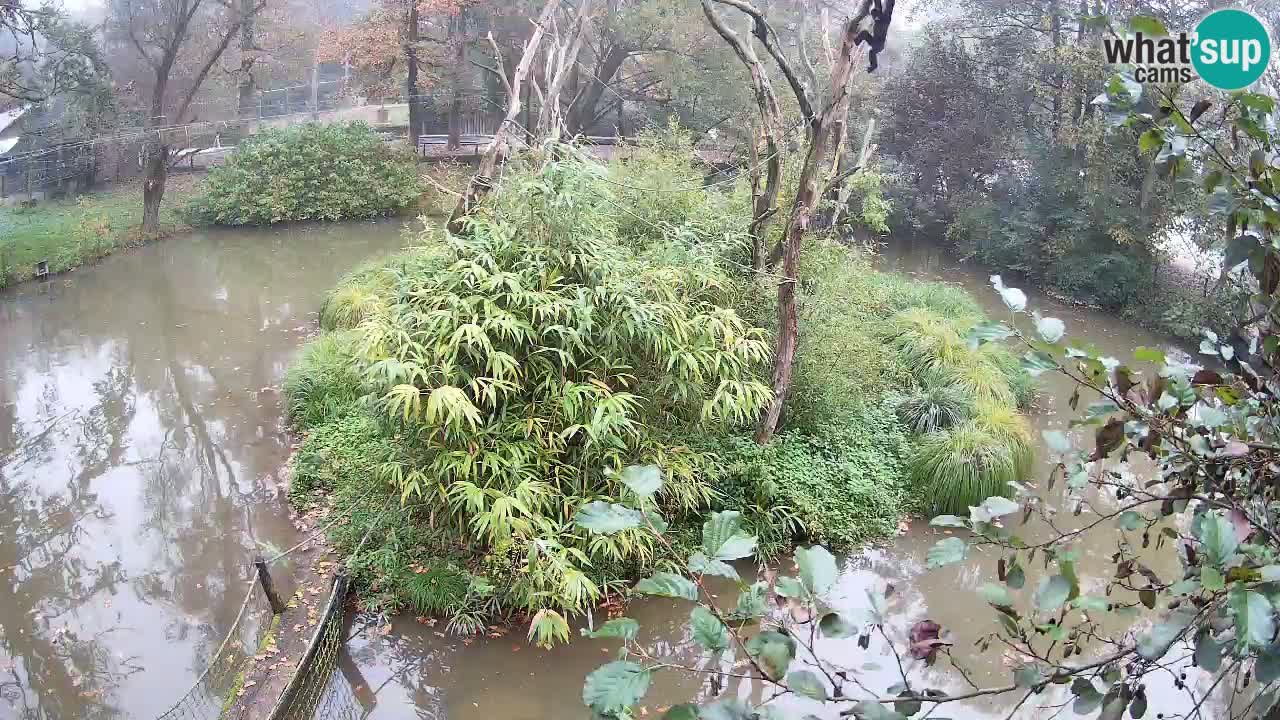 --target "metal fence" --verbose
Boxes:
[265,573,372,720]
[154,580,274,720]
